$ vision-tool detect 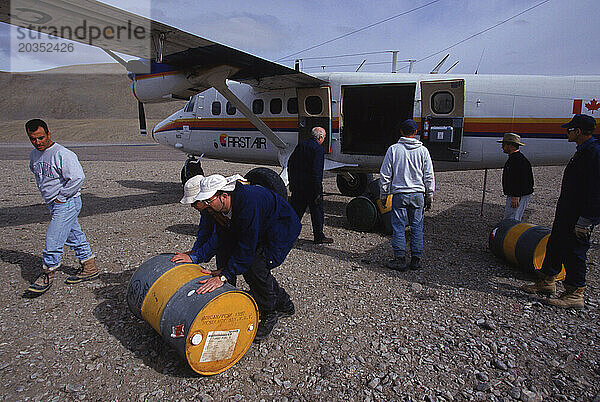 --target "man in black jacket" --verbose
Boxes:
[498,133,534,221]
[522,114,600,308]
[288,126,333,244]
